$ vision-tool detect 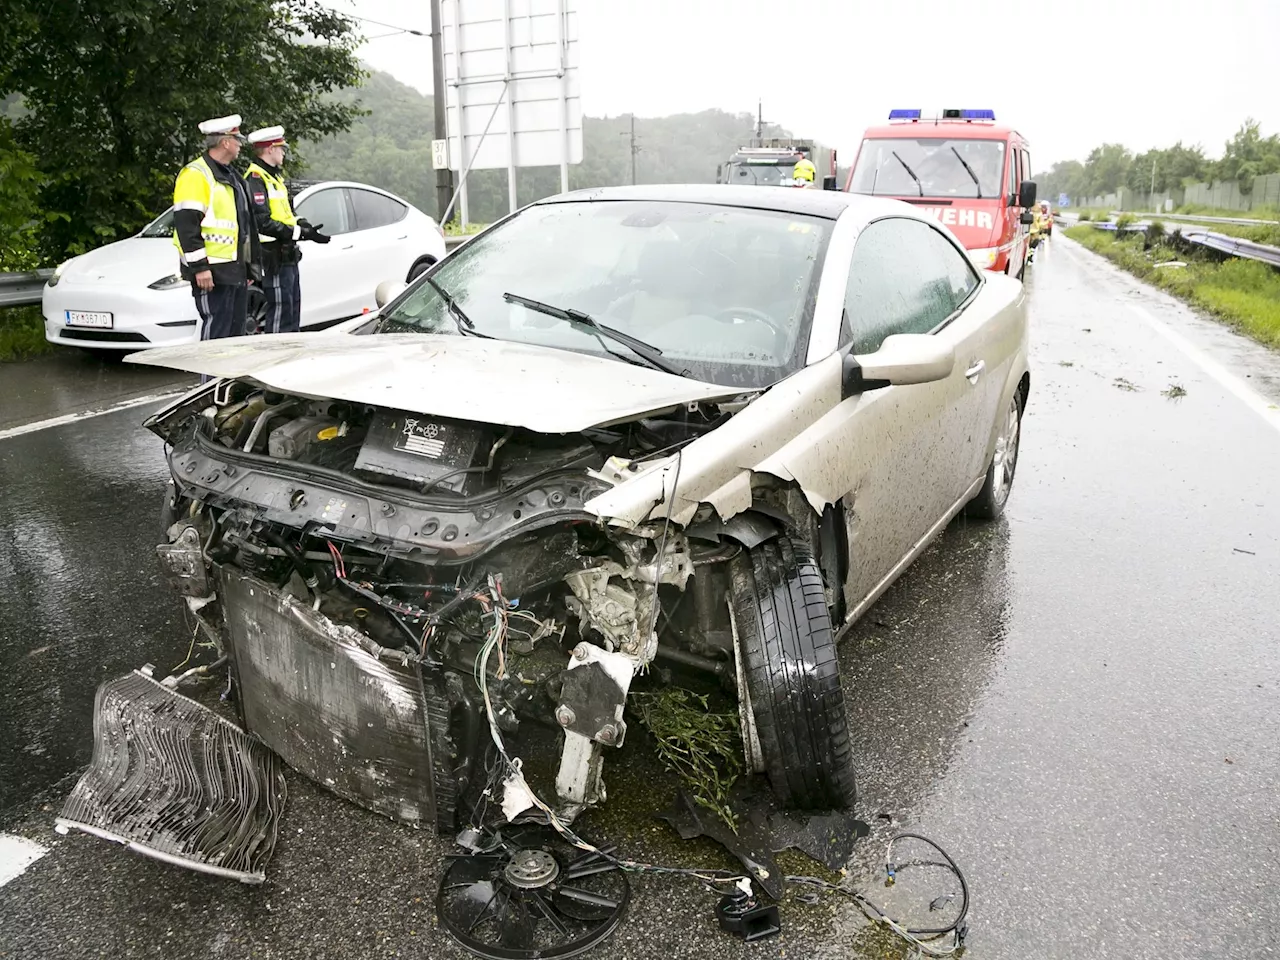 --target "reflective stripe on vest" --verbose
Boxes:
[172,156,239,265]
[245,162,298,243]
